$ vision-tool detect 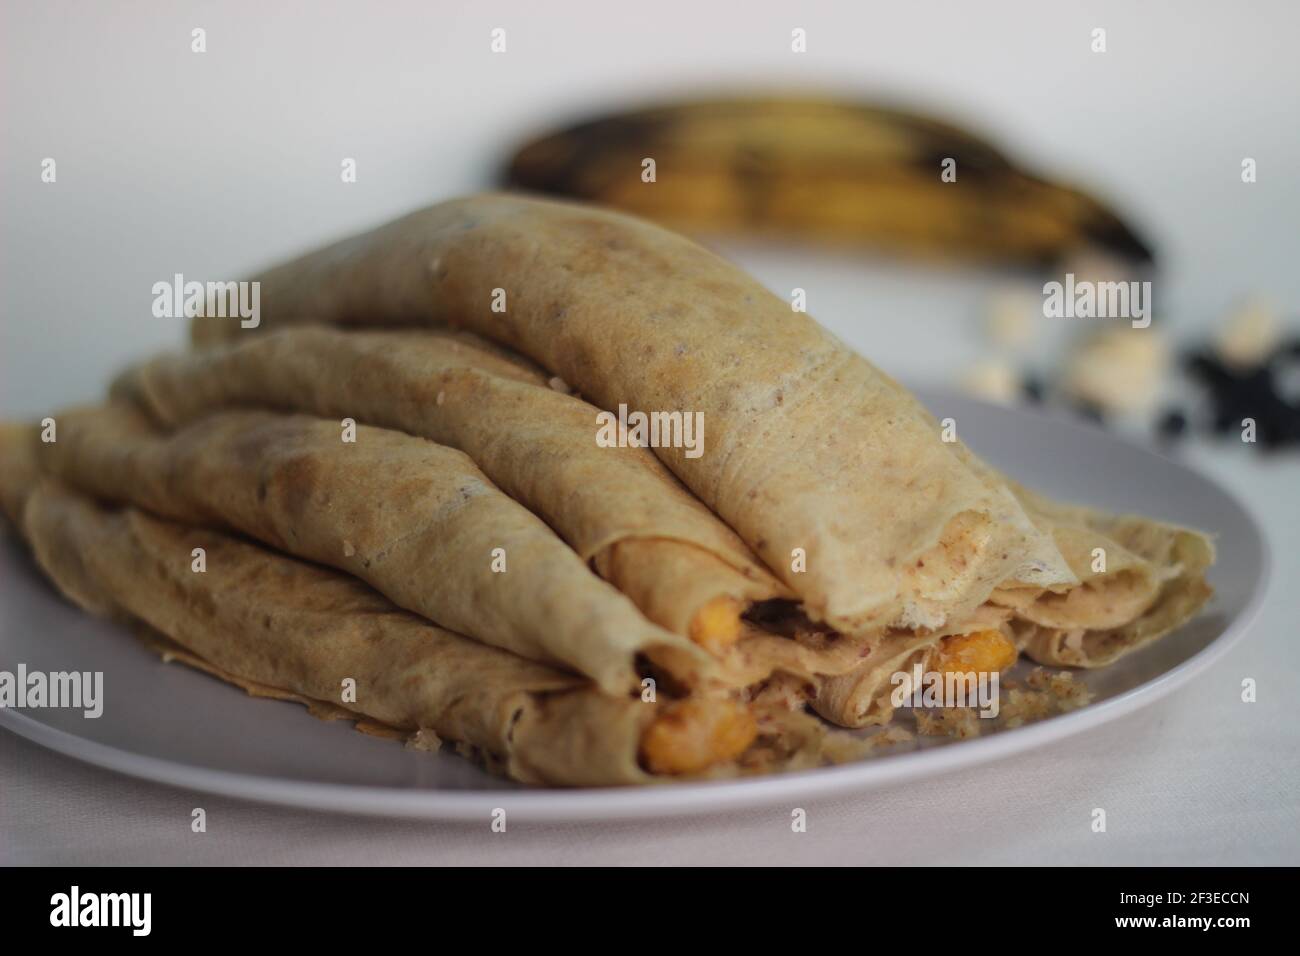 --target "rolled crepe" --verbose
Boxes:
[813,488,1213,722]
[107,330,883,690]
[812,603,1015,728]
[0,435,789,785]
[29,403,709,695]
[191,194,1076,635]
[0,423,34,527]
[1001,486,1214,667]
[110,326,792,653]
[812,632,940,729]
